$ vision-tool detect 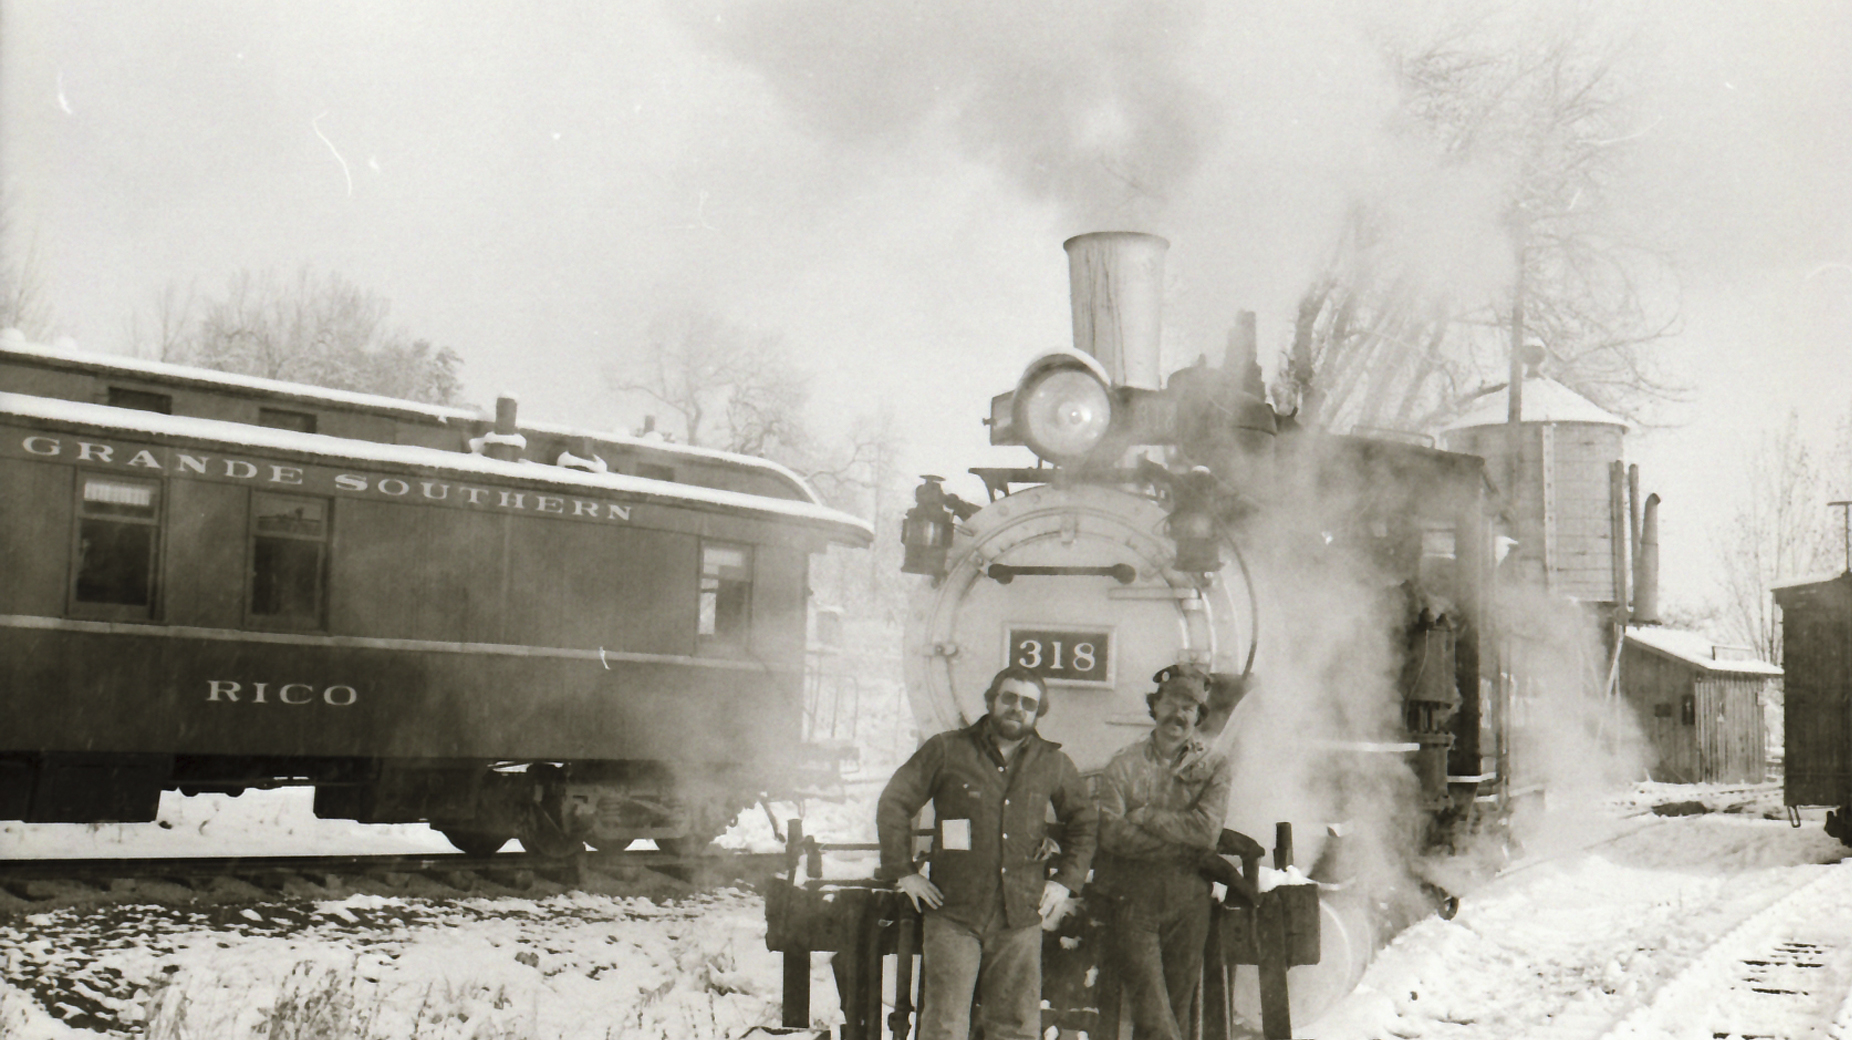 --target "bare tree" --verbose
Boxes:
[155,268,464,405]
[607,307,809,455]
[1277,9,1680,434]
[1715,413,1838,663]
[0,191,55,338]
[610,308,914,618]
[801,408,914,619]
[125,282,197,361]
